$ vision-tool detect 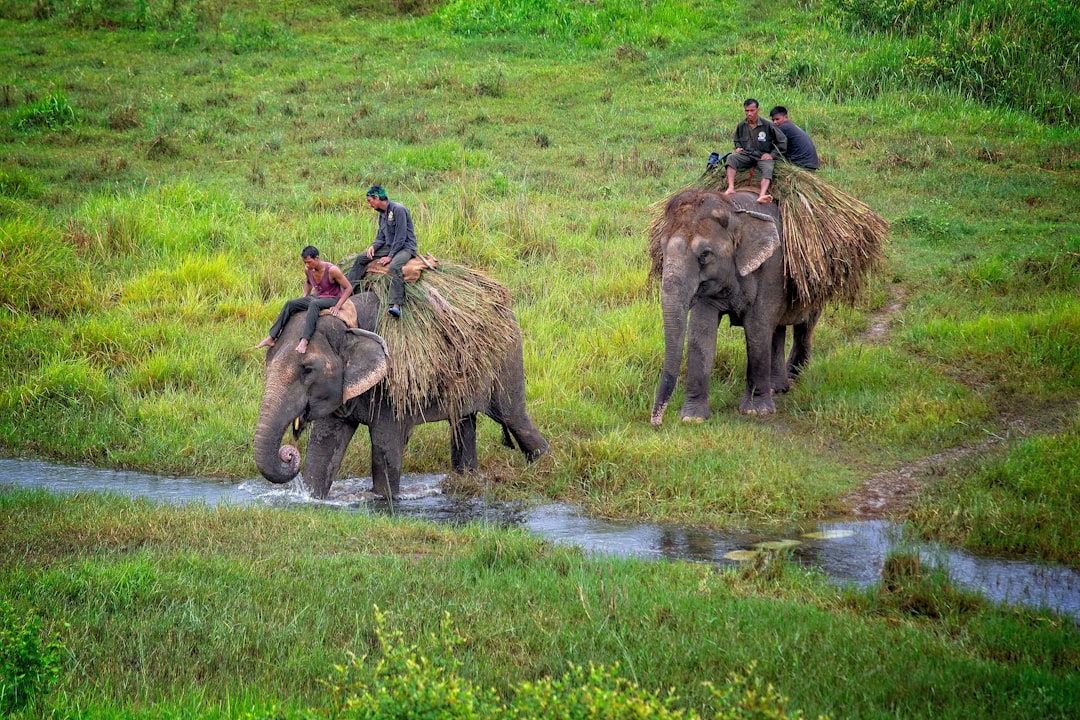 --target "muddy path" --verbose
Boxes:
[839,283,1076,519]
